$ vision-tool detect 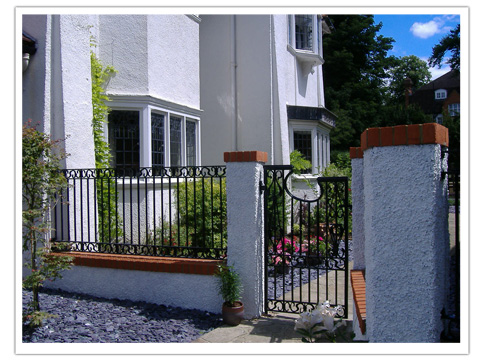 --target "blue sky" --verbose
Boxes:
[373,14,461,80]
